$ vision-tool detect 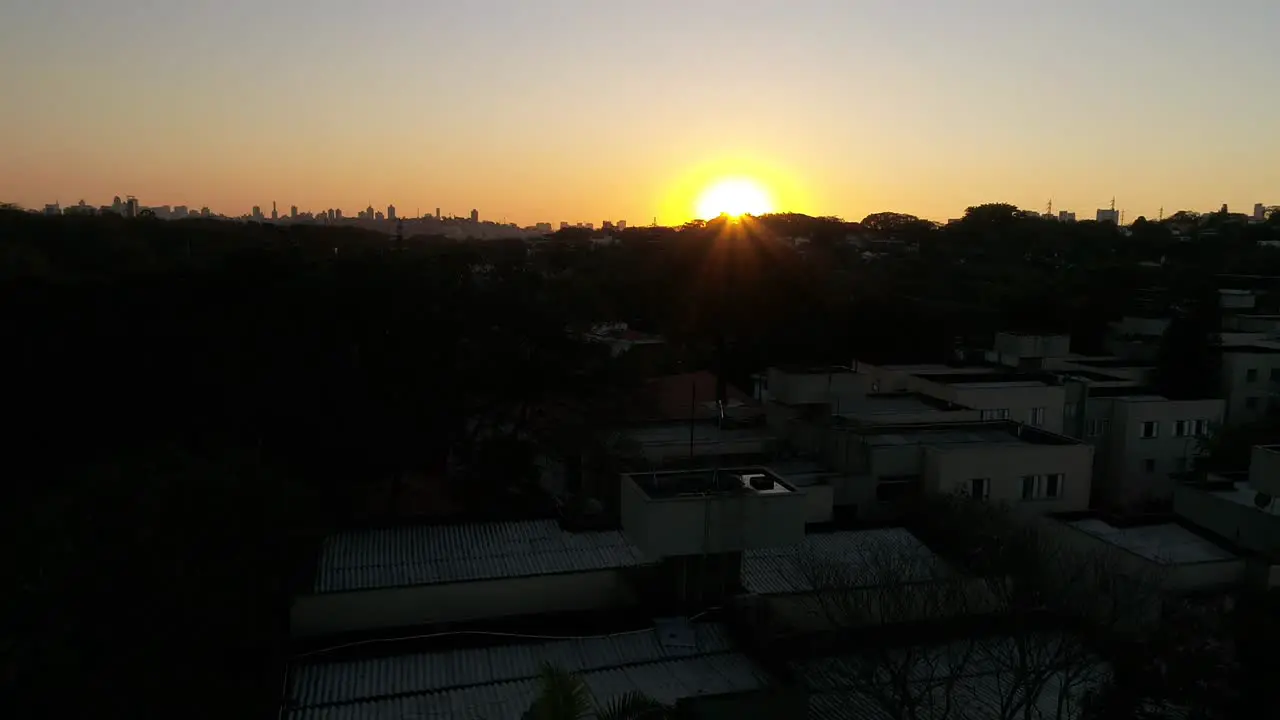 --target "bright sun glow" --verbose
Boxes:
[695,178,774,220]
